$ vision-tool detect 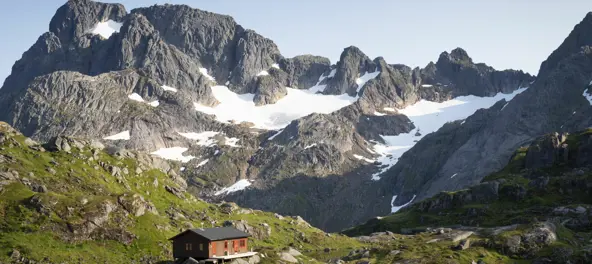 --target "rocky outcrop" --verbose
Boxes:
[324,46,378,96]
[252,73,288,106]
[117,193,158,217]
[280,55,331,89]
[496,222,557,258]
[524,132,569,169]
[413,181,500,213]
